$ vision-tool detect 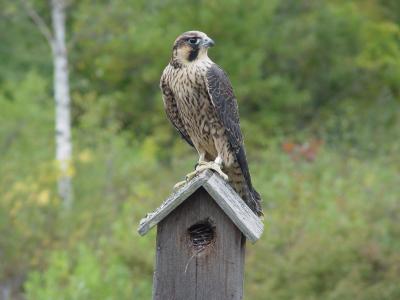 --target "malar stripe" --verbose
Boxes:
[188,48,199,61]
